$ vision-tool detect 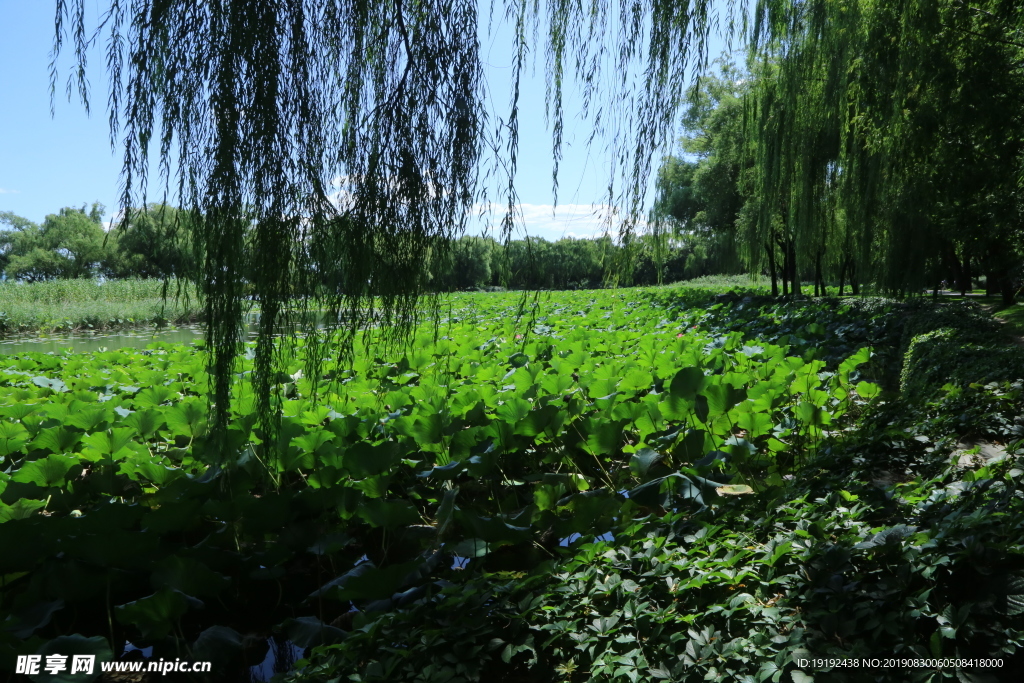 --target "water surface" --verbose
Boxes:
[0,326,207,354]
